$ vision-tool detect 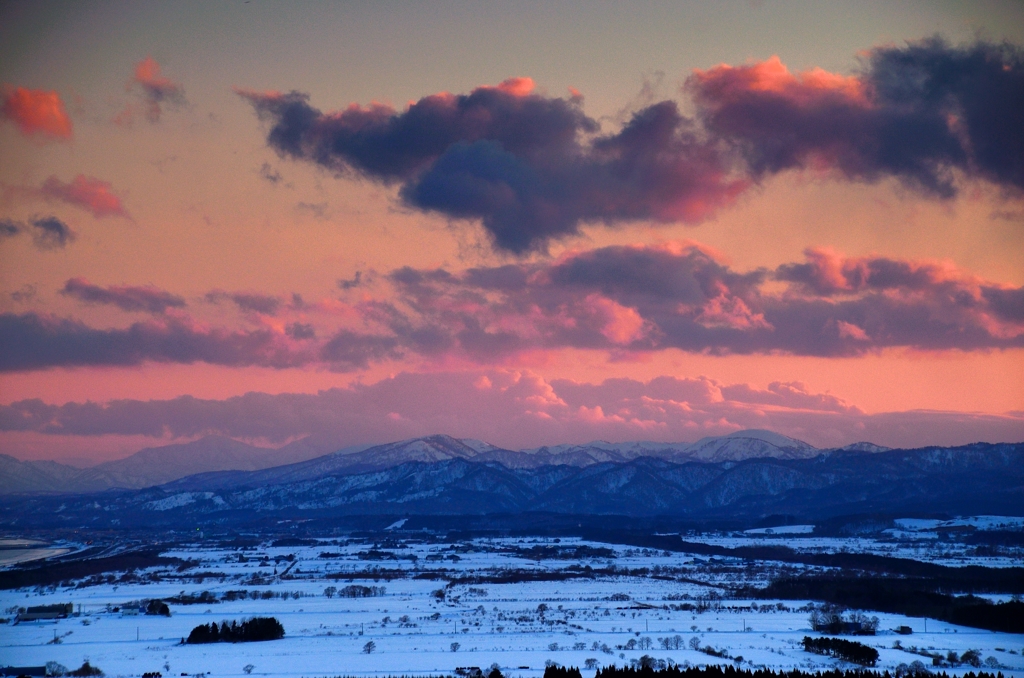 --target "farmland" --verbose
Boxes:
[2,522,1022,677]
